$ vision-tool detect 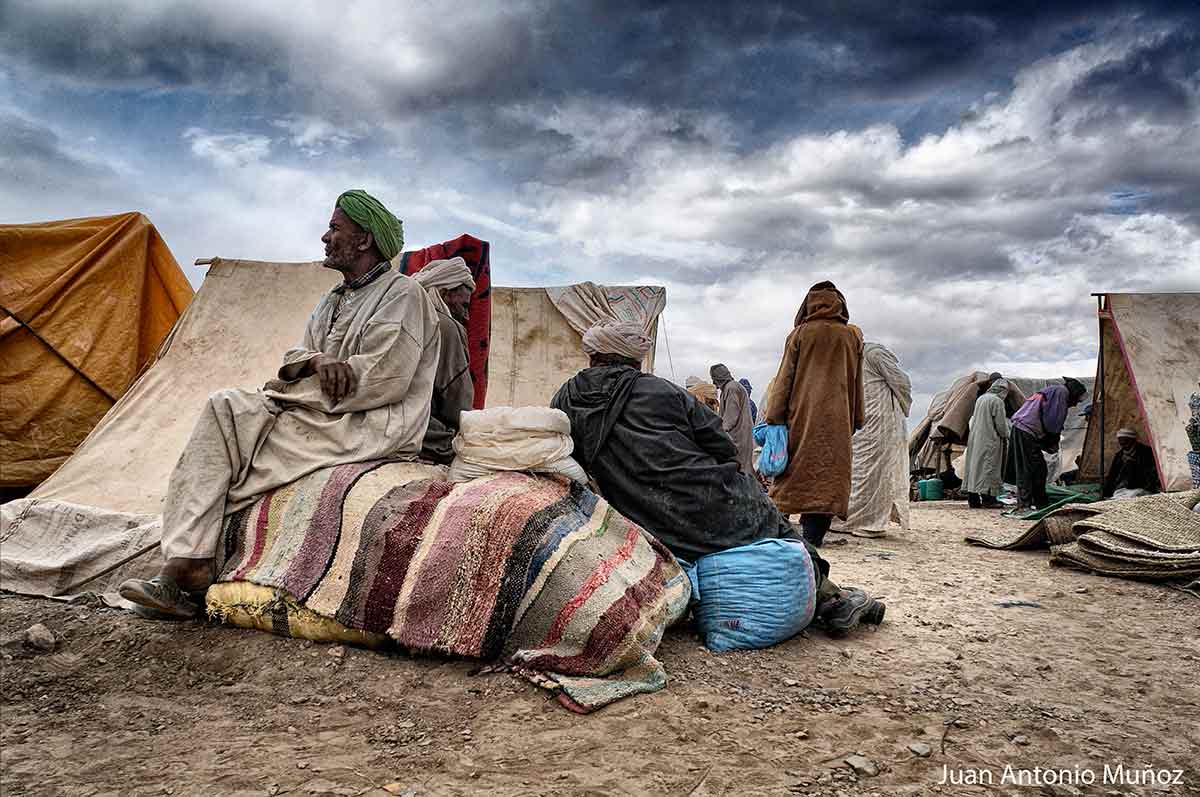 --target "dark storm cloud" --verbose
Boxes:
[0,112,118,195]
[3,1,1195,128]
[1066,28,1199,127]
